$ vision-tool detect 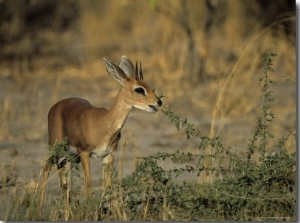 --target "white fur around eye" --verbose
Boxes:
[134,87,146,95]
